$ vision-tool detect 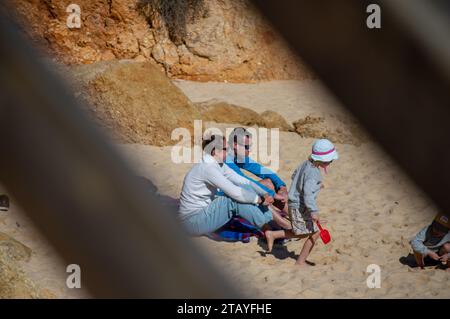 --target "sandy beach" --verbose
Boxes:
[3,0,447,300]
[0,192,90,298]
[118,79,449,298]
[1,79,448,298]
